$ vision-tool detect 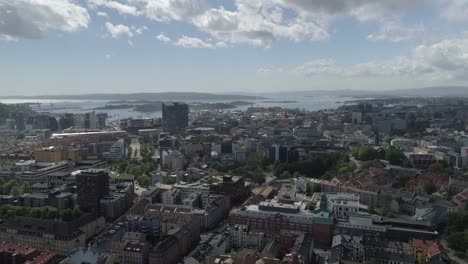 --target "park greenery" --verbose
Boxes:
[137,174,151,187]
[0,205,82,222]
[445,211,468,254]
[423,181,437,195]
[353,146,379,161]
[111,144,156,188]
[385,147,406,166]
[353,146,406,166]
[273,151,349,179]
